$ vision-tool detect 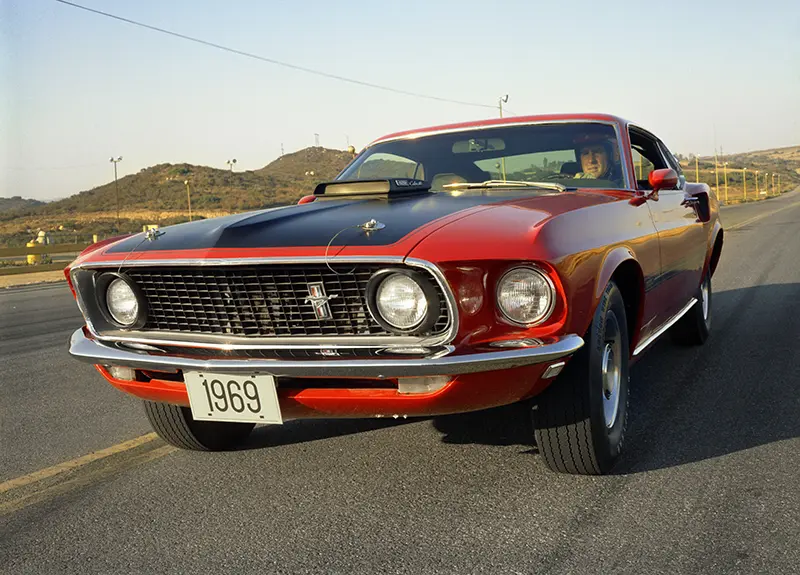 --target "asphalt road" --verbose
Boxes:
[1,192,798,574]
